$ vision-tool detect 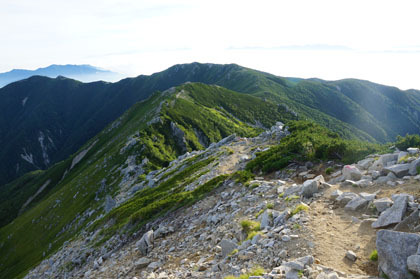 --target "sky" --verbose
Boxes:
[1,0,420,89]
